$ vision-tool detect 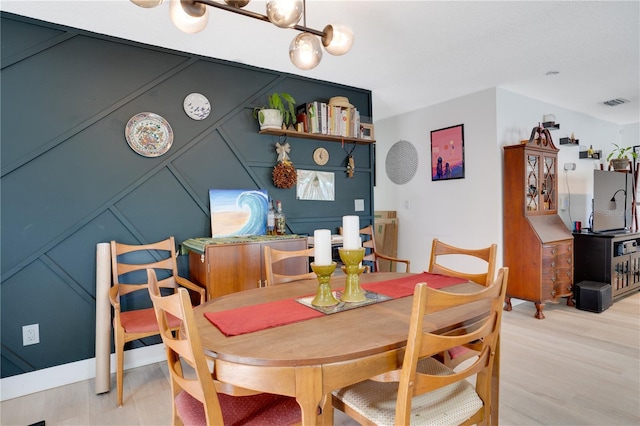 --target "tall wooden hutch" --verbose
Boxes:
[503,127,574,318]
